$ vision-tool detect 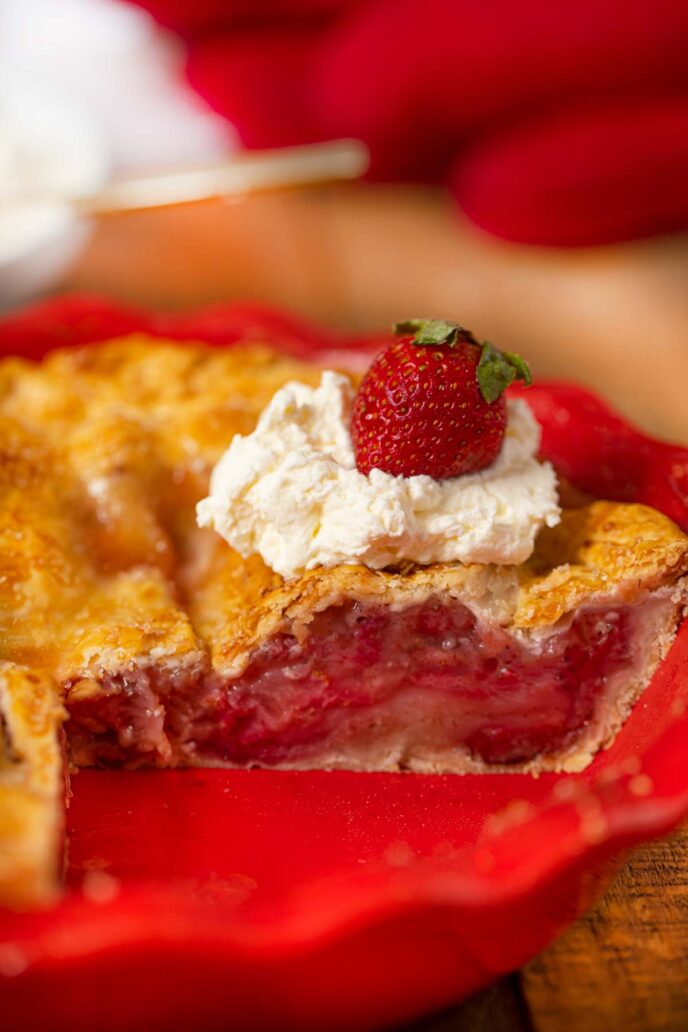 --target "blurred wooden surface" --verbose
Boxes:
[60,187,688,1031]
[397,828,688,1032]
[522,828,688,1032]
[63,184,688,442]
